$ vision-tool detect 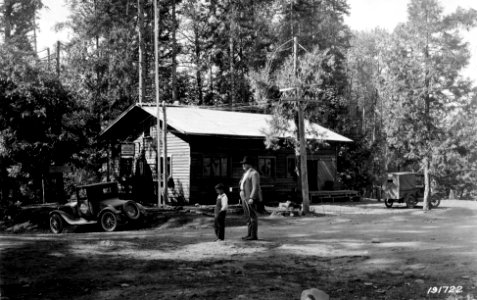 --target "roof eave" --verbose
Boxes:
[99,104,138,139]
